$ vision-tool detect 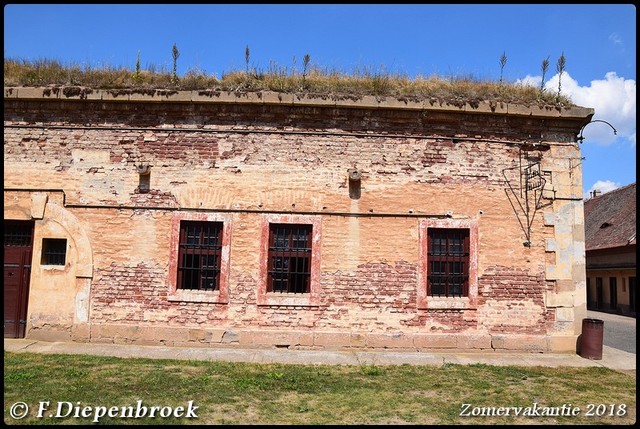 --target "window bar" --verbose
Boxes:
[293,225,299,293]
[215,223,220,287]
[463,230,468,296]
[204,222,209,290]
[215,224,221,288]
[274,224,279,293]
[457,231,460,296]
[304,226,310,293]
[282,225,288,293]
[449,230,458,298]
[268,227,273,292]
[272,225,276,293]
[50,245,64,265]
[296,225,301,294]
[446,231,450,297]
[210,223,217,290]
[297,225,304,293]
[201,223,206,290]
[282,225,287,293]
[190,223,196,290]
[287,225,291,293]
[192,223,198,290]
[177,226,183,289]
[184,224,190,290]
[283,225,289,293]
[186,225,192,289]
[449,230,455,297]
